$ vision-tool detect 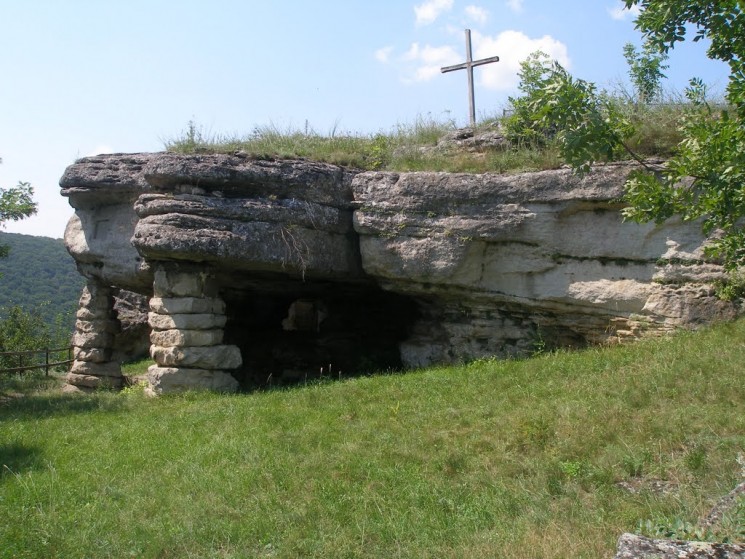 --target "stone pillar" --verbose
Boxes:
[146,266,241,395]
[67,281,122,390]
